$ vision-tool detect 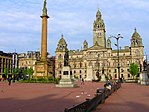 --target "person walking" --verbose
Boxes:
[81,78,84,85]
[8,74,12,86]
